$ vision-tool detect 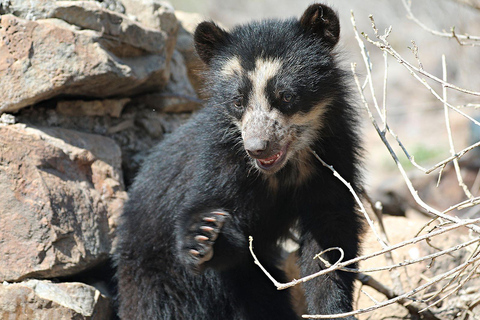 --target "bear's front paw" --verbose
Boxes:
[181,210,230,273]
